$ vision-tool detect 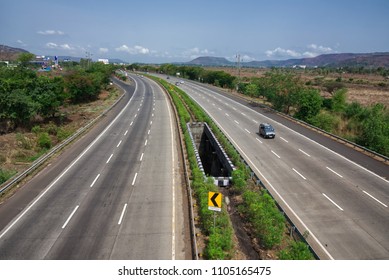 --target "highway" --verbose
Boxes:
[165,76,389,260]
[0,75,187,259]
